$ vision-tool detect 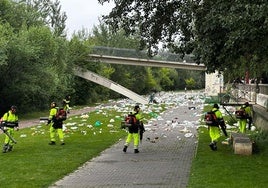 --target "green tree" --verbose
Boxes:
[90,23,150,96]
[27,0,67,37]
[0,25,70,112]
[185,77,196,90]
[99,0,268,77]
[0,0,70,113]
[193,0,268,76]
